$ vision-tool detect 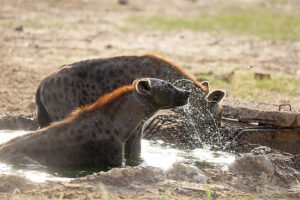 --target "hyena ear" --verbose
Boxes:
[135,79,151,96]
[201,81,209,93]
[207,90,226,102]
